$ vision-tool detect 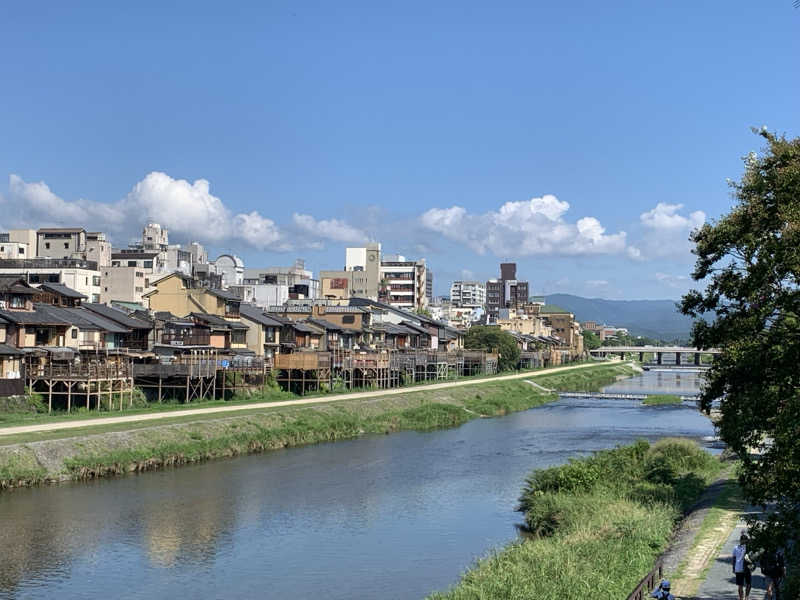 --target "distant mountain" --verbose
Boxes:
[544,294,696,340]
